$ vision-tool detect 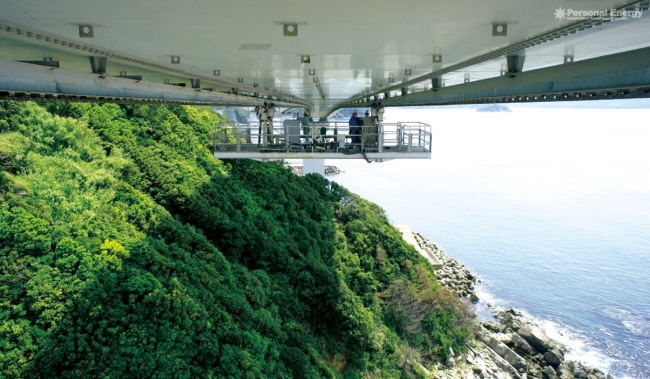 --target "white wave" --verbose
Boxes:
[598,327,614,338]
[602,306,650,337]
[474,285,617,374]
[474,284,499,307]
[538,319,614,372]
[472,280,510,320]
[622,318,650,336]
